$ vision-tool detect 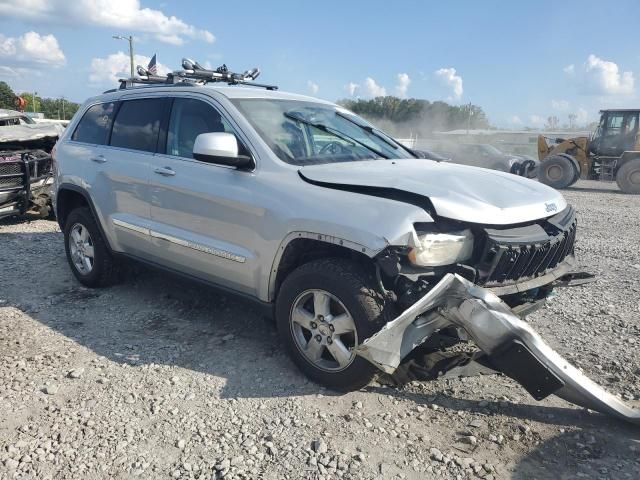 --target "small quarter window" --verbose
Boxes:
[71,102,116,144]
